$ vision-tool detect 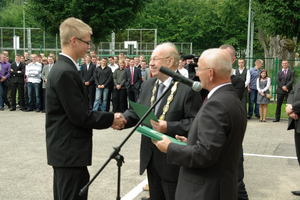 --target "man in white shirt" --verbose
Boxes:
[233,58,250,112]
[25,54,42,112]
